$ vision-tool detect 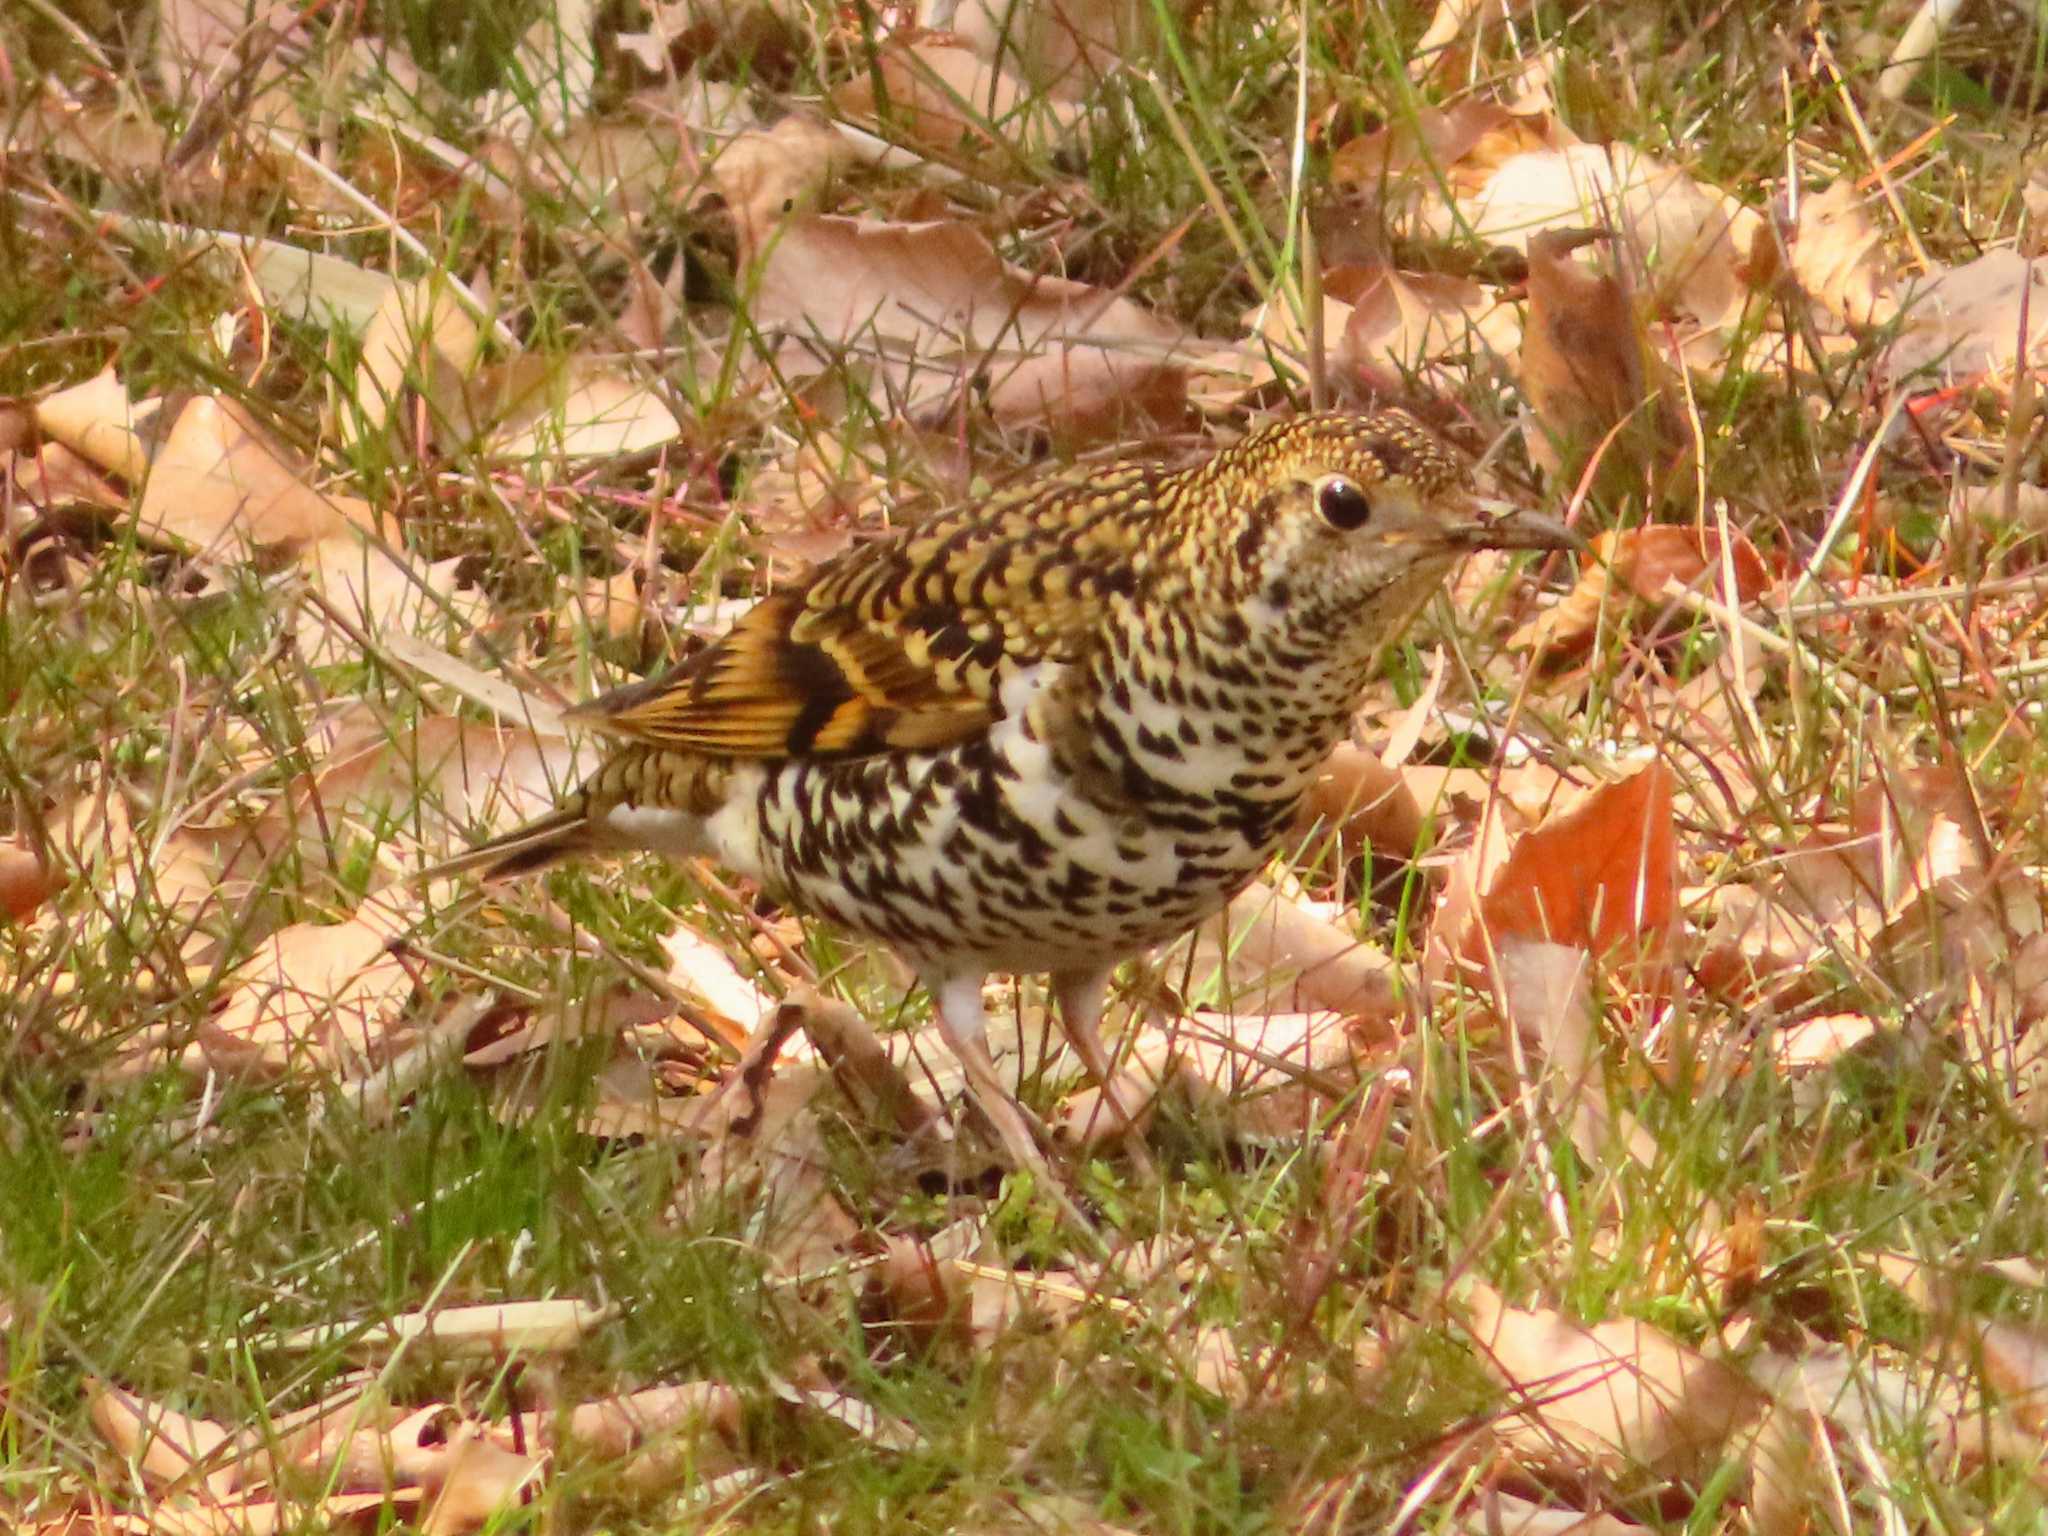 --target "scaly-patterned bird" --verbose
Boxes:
[435,412,1574,1183]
